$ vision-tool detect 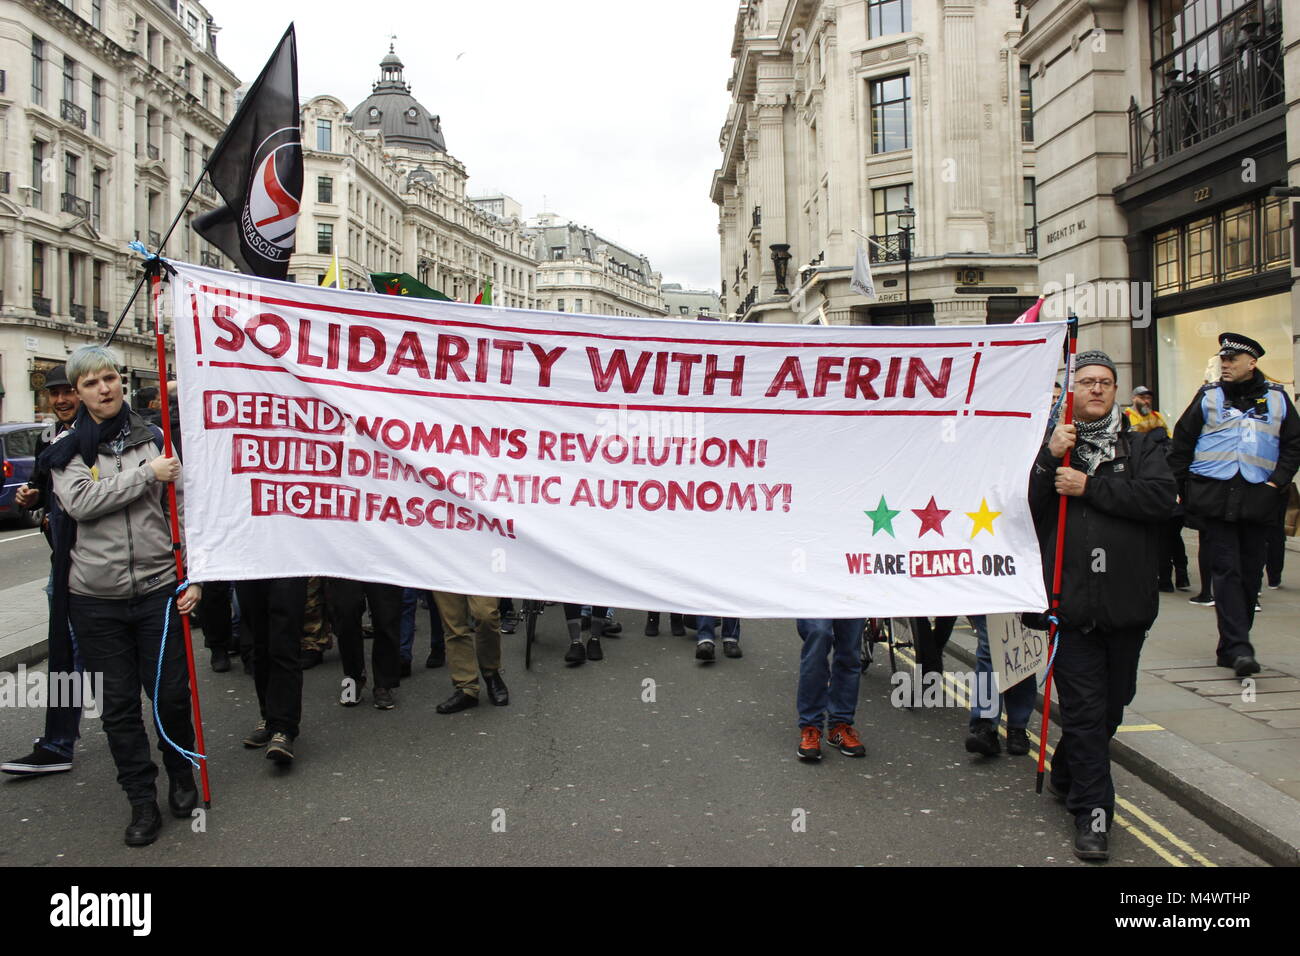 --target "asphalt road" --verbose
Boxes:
[0,526,48,591]
[0,608,1263,867]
